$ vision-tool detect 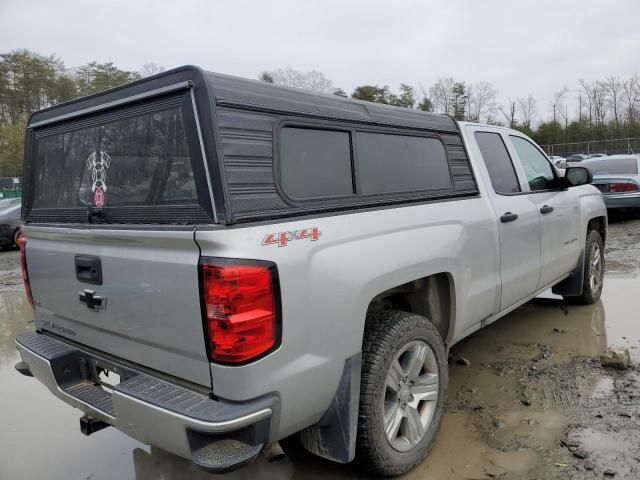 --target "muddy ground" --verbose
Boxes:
[1,216,640,479]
